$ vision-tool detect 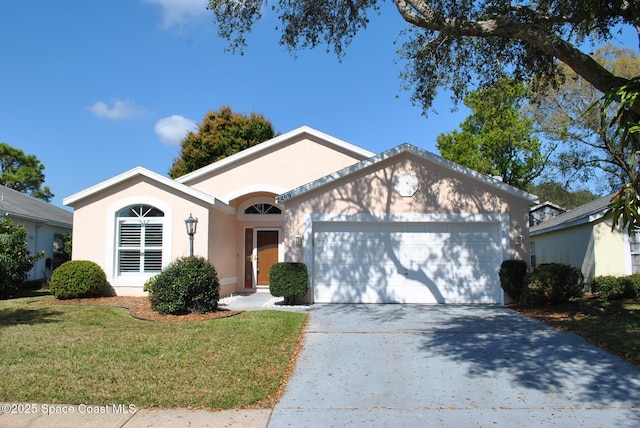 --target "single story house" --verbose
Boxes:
[1,184,73,282]
[530,194,638,283]
[63,126,537,304]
